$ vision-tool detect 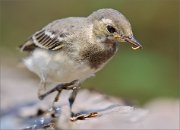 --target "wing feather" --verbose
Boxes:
[20,29,66,52]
